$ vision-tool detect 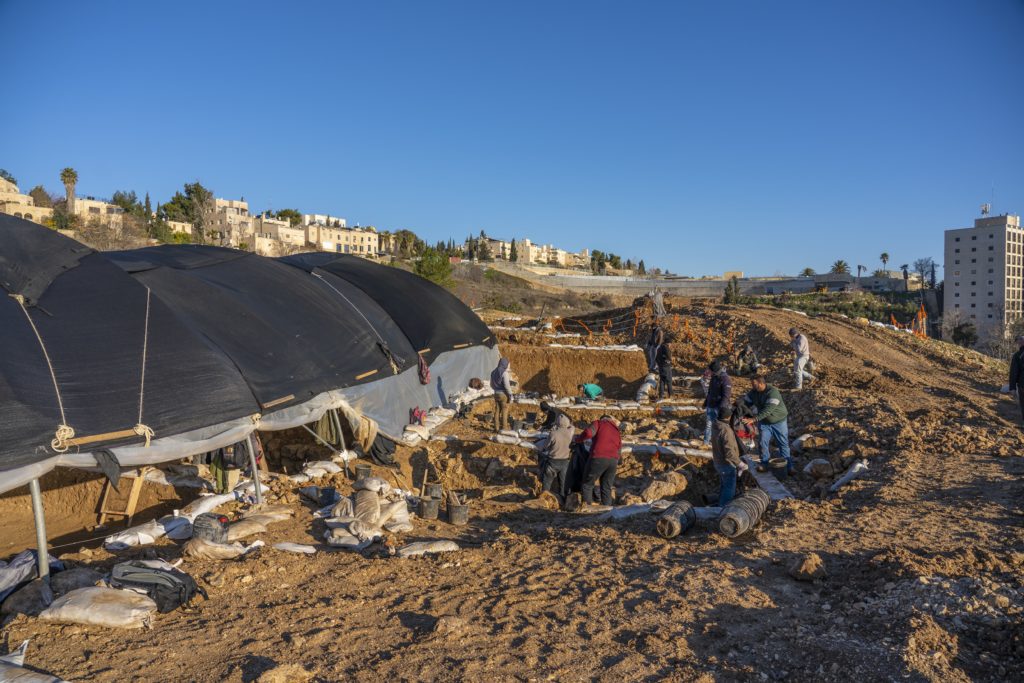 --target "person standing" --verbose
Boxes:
[655,341,674,399]
[789,327,815,389]
[541,413,575,501]
[645,325,664,374]
[742,374,792,474]
[703,360,732,444]
[711,406,742,505]
[490,357,513,432]
[1008,335,1024,426]
[577,415,622,506]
